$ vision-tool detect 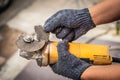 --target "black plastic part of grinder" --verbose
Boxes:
[112,57,120,63]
